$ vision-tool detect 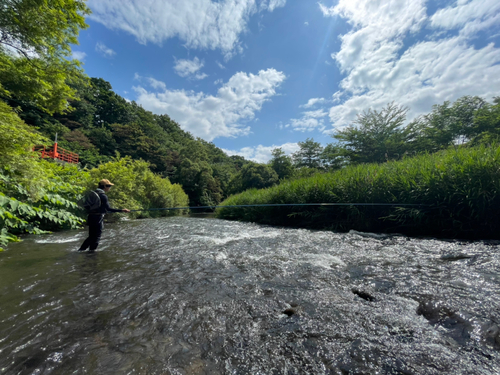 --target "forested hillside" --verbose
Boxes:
[3,77,254,207]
